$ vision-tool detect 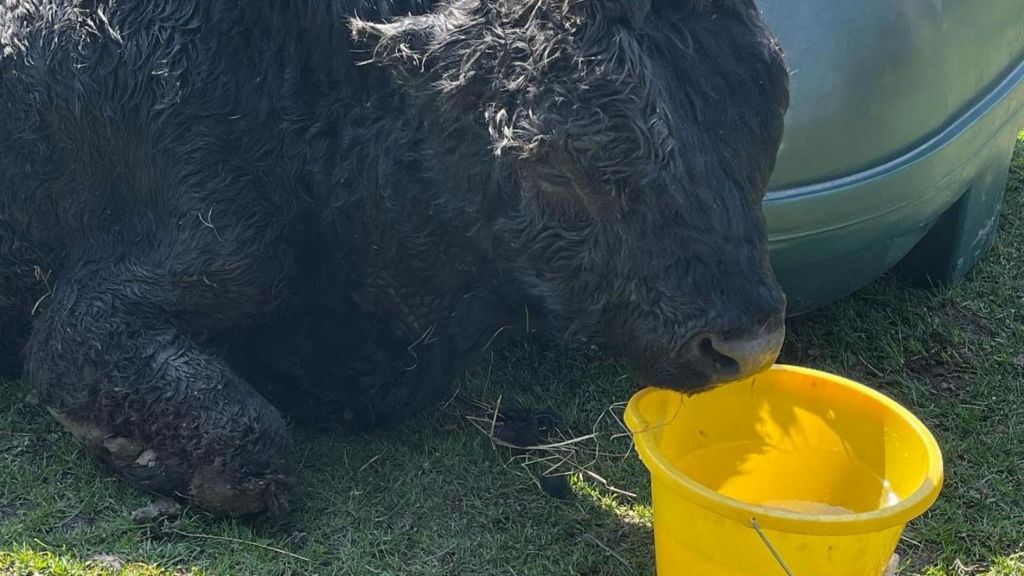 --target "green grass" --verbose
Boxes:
[3,132,1024,575]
